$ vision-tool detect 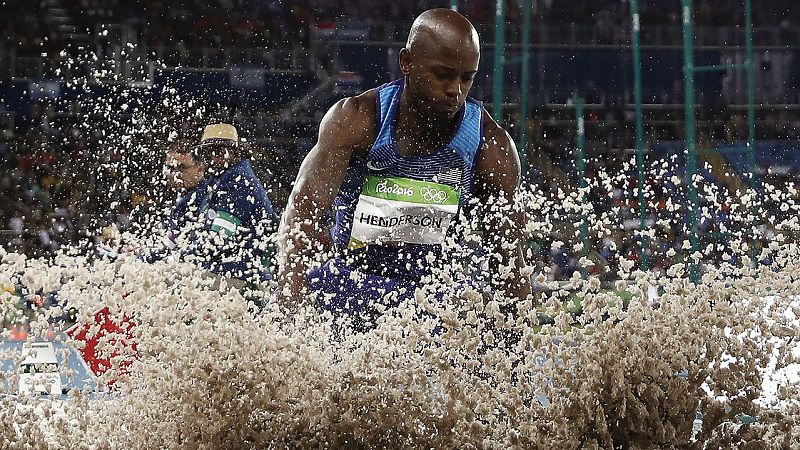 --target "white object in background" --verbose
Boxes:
[647,283,660,302]
[18,342,62,396]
